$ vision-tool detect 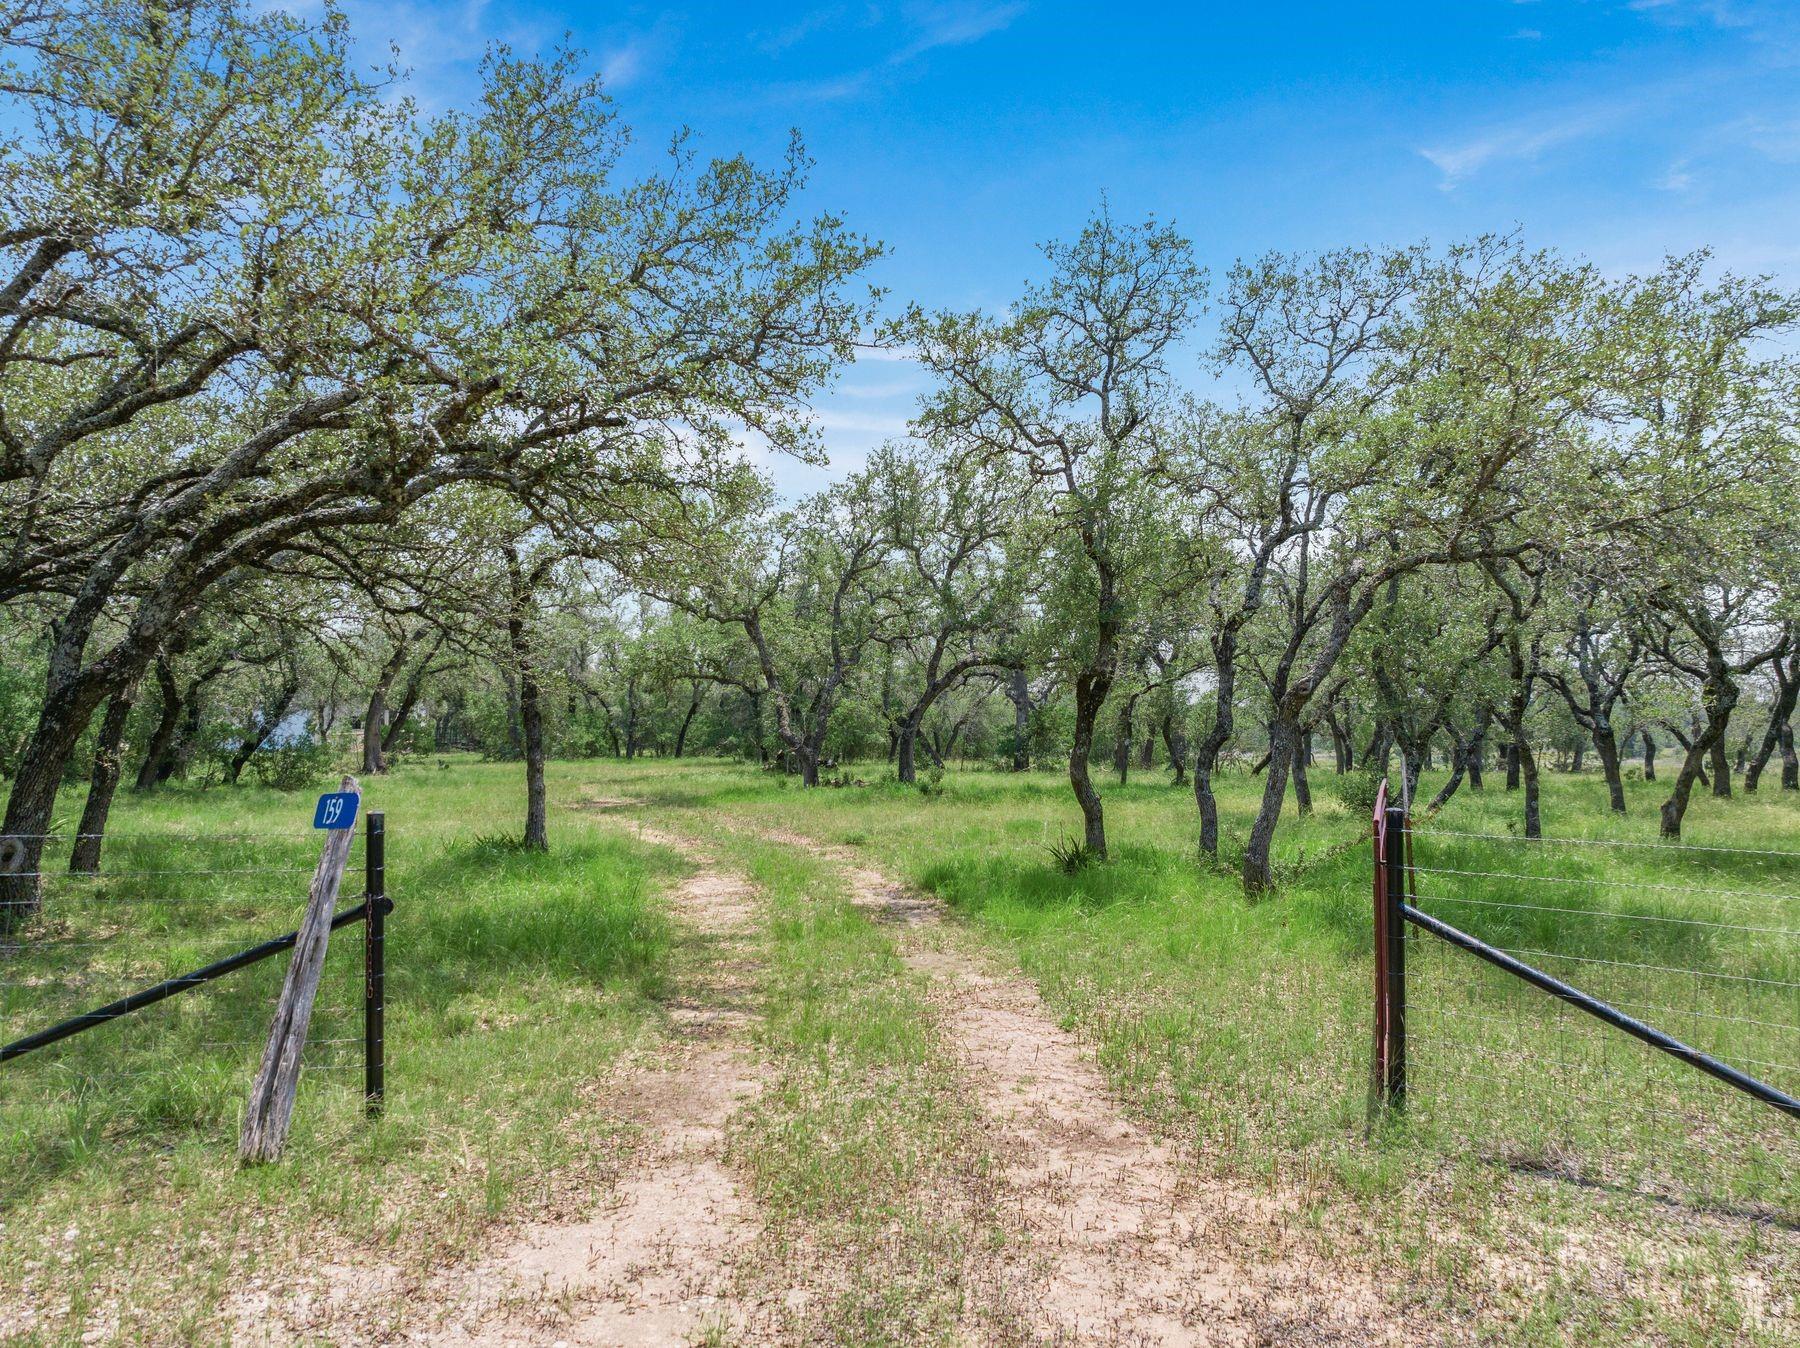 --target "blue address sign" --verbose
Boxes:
[312,791,360,831]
